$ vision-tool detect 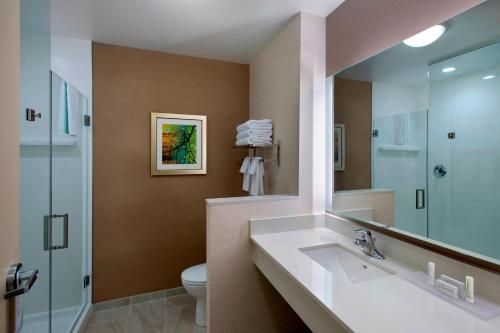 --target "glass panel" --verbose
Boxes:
[19,0,51,332]
[372,110,428,236]
[50,73,90,333]
[428,42,500,258]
